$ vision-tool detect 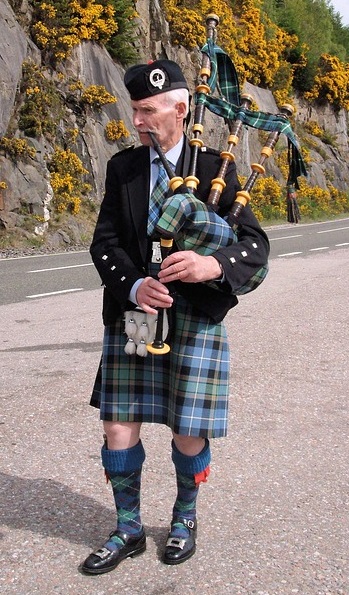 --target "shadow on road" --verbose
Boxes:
[0,472,166,554]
